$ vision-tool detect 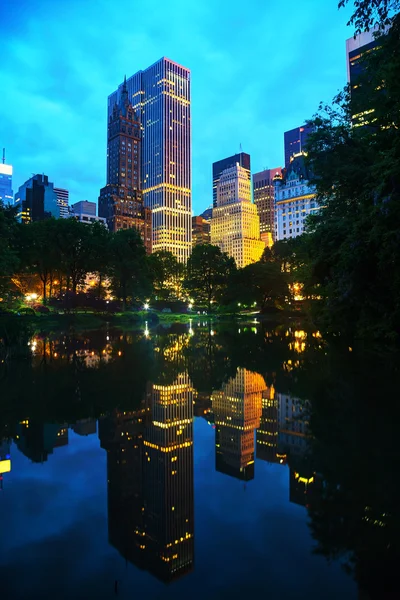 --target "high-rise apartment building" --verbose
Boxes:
[0,150,13,204]
[192,215,211,246]
[69,200,107,226]
[212,152,250,208]
[54,187,69,218]
[253,167,282,247]
[108,59,191,262]
[284,125,313,169]
[212,368,264,481]
[211,163,264,268]
[14,174,60,223]
[99,78,152,252]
